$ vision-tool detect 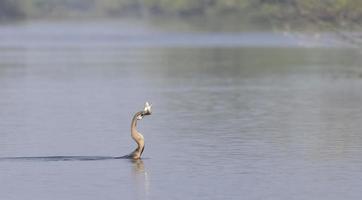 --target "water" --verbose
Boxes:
[1,20,362,200]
